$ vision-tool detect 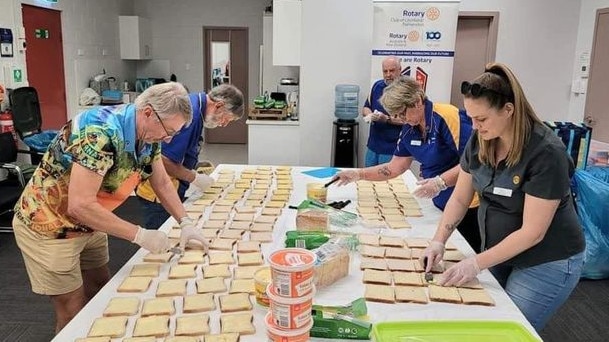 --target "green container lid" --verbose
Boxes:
[371,320,540,342]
